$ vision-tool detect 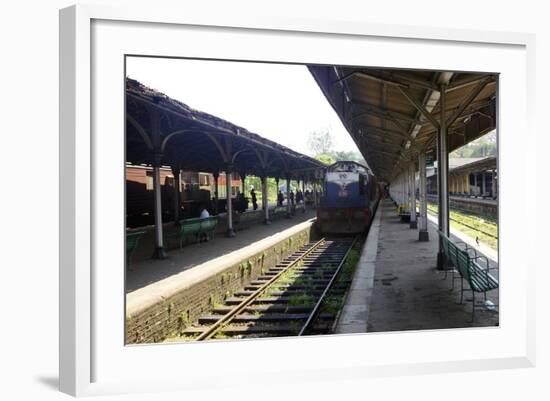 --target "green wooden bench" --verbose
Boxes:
[438,231,498,321]
[270,206,288,220]
[126,231,145,269]
[169,218,202,249]
[199,216,218,241]
[438,230,477,285]
[169,216,219,249]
